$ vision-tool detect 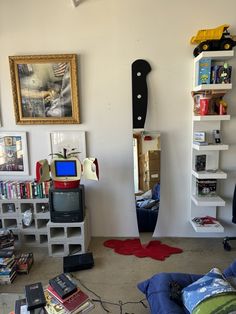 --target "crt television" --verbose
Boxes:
[49,185,85,223]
